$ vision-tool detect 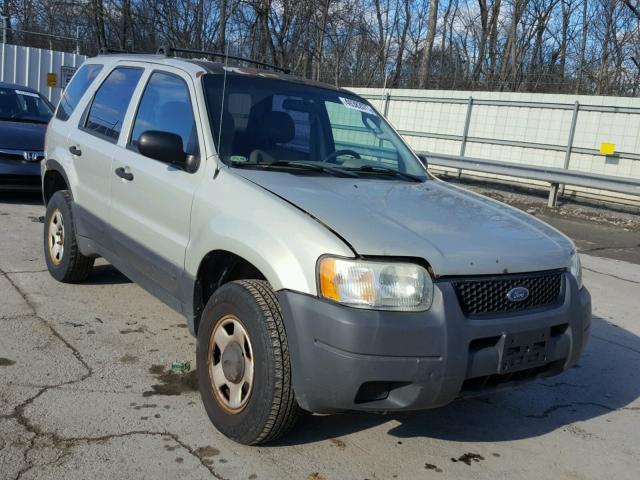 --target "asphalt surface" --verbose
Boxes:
[1,191,639,480]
